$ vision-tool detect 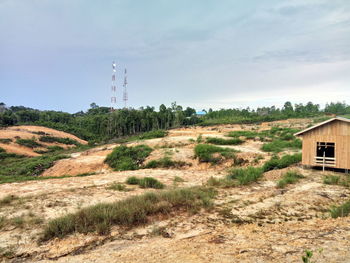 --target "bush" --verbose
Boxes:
[227,167,263,185]
[0,138,12,144]
[104,145,153,171]
[107,183,127,191]
[330,200,350,218]
[40,187,216,241]
[39,136,80,146]
[138,130,168,140]
[206,137,243,145]
[16,138,43,148]
[126,176,165,189]
[194,144,237,164]
[262,153,302,172]
[277,170,304,188]
[144,157,188,169]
